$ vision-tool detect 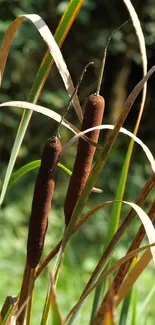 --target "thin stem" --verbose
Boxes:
[40,286,51,325]
[26,269,35,325]
[57,61,94,136]
[17,261,31,325]
[96,19,130,95]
